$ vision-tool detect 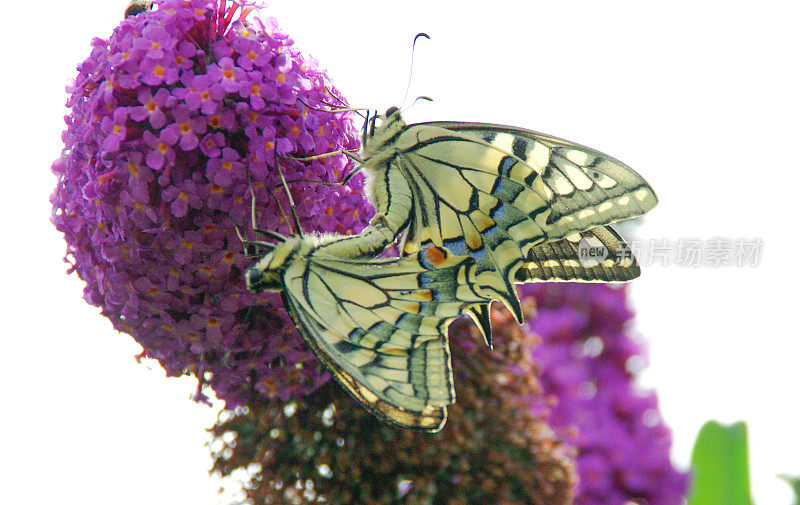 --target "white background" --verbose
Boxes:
[2,0,798,503]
